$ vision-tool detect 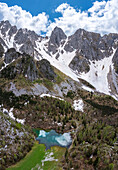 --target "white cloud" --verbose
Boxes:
[0,0,118,36]
[47,0,118,36]
[0,3,49,34]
